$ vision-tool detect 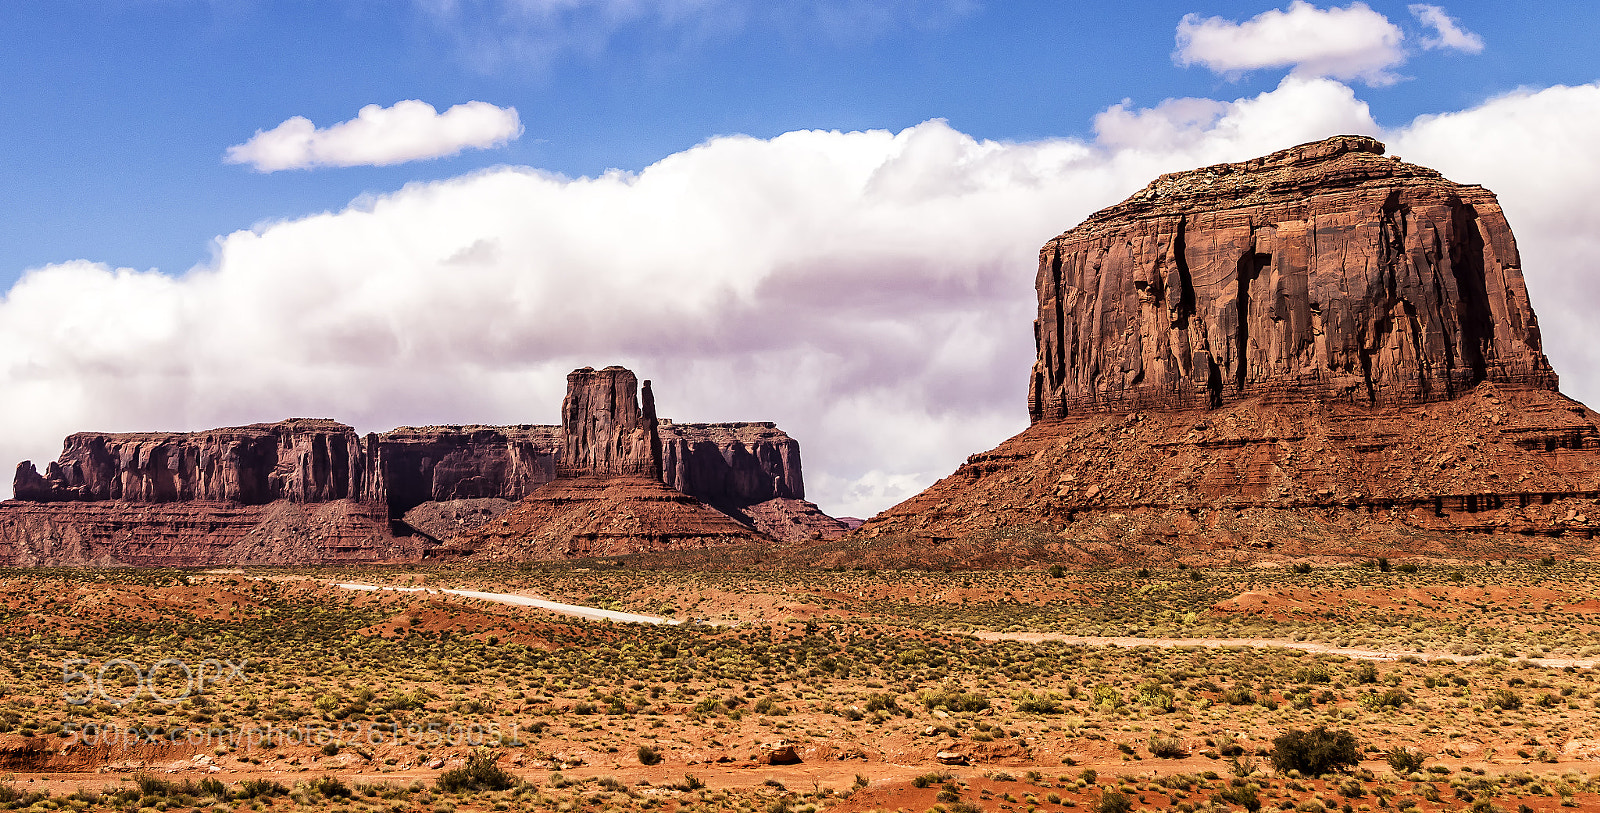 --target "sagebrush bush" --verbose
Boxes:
[1270,727,1361,777]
